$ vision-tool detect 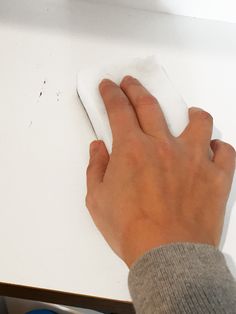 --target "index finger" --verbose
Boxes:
[99,79,141,142]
